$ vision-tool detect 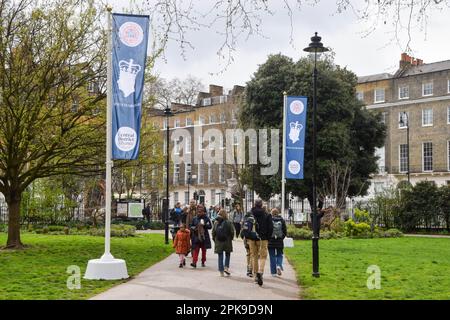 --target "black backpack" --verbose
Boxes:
[242,214,259,240]
[215,221,228,242]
